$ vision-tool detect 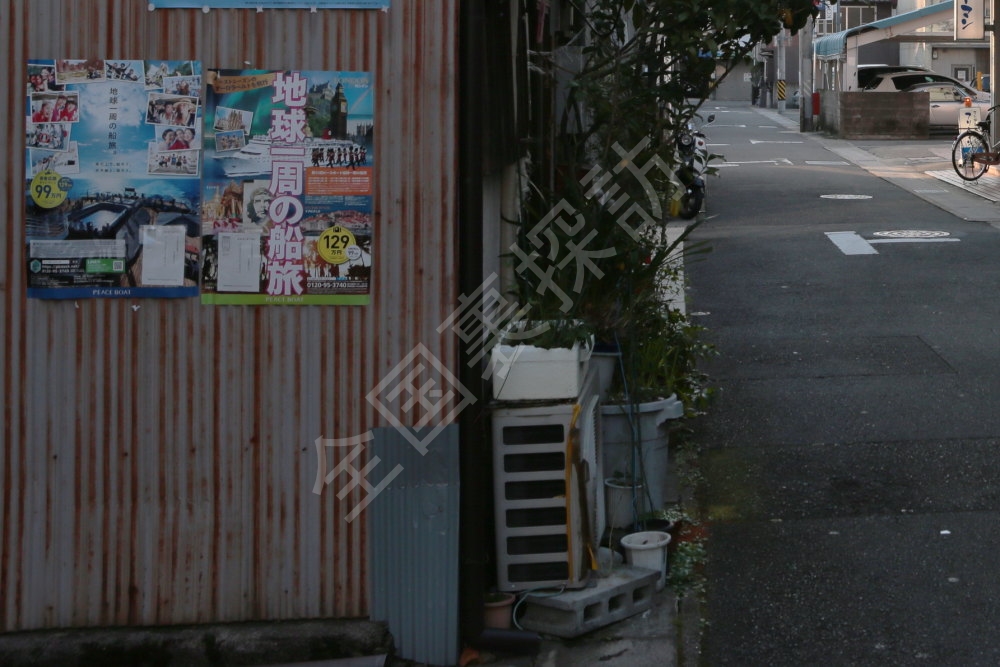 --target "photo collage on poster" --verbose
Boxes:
[25,59,204,298]
[24,60,376,304]
[200,69,374,305]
